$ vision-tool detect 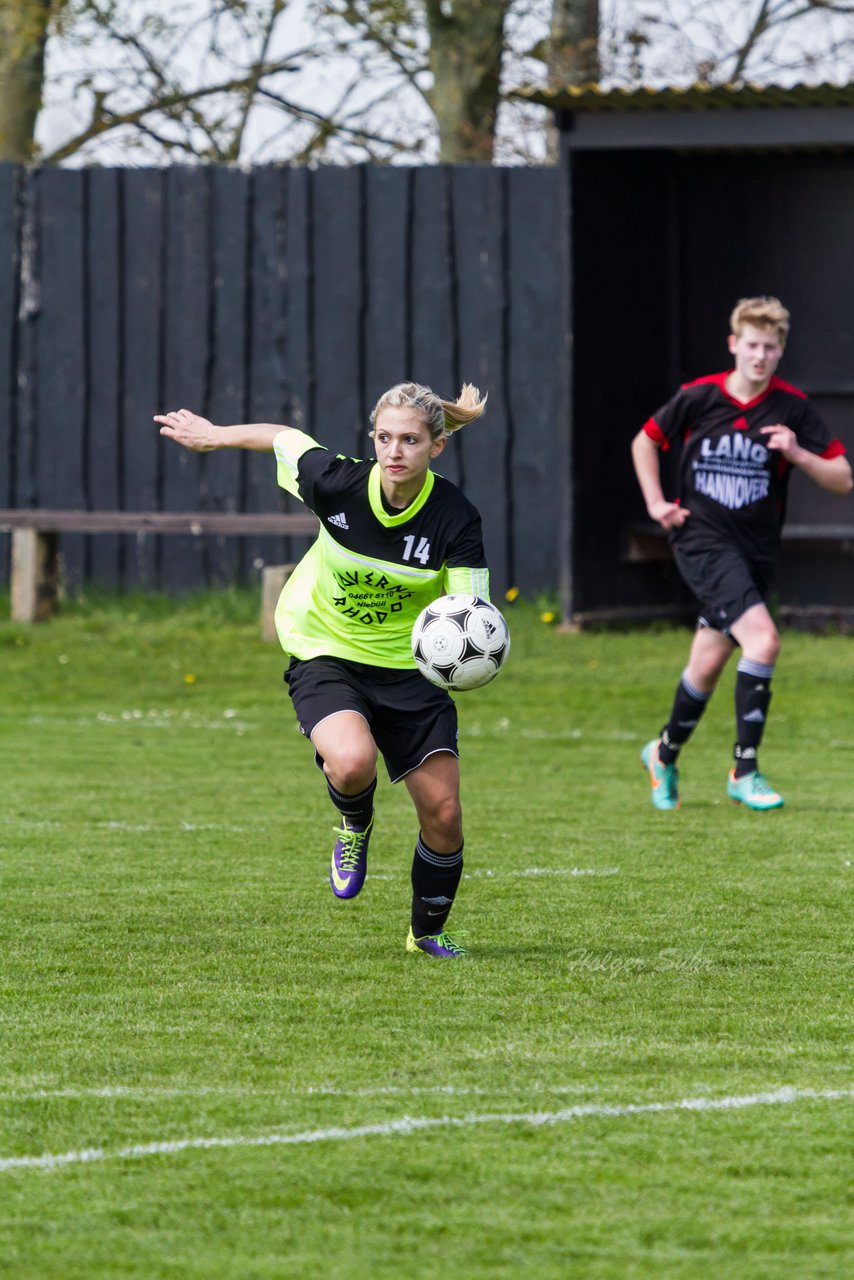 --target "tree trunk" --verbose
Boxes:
[425,0,508,163]
[548,0,599,86]
[0,0,54,162]
[546,0,599,161]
